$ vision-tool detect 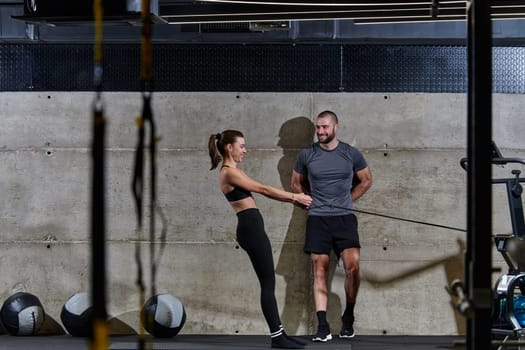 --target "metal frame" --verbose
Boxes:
[466,1,492,349]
